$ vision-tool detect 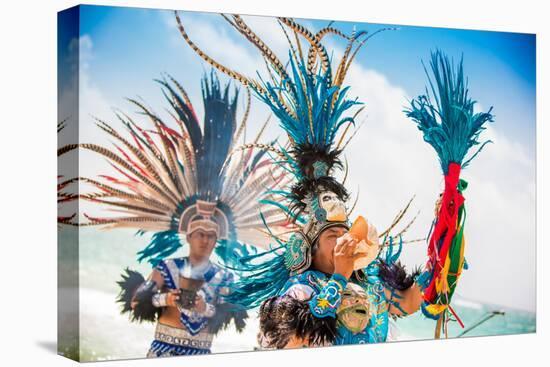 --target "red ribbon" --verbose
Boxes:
[424,162,465,302]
